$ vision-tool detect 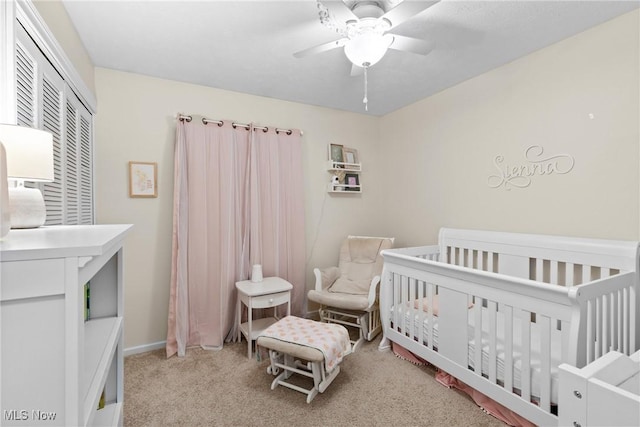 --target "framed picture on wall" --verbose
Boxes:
[345,173,359,190]
[343,147,358,164]
[328,143,344,164]
[129,161,158,198]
